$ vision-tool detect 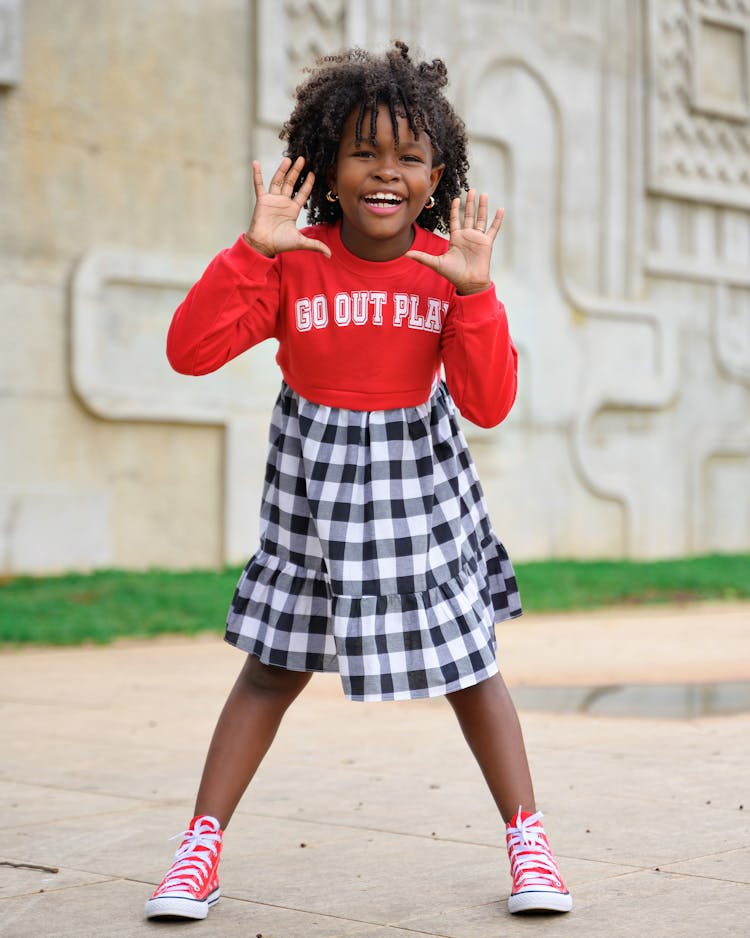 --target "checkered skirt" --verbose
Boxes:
[226,381,522,702]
